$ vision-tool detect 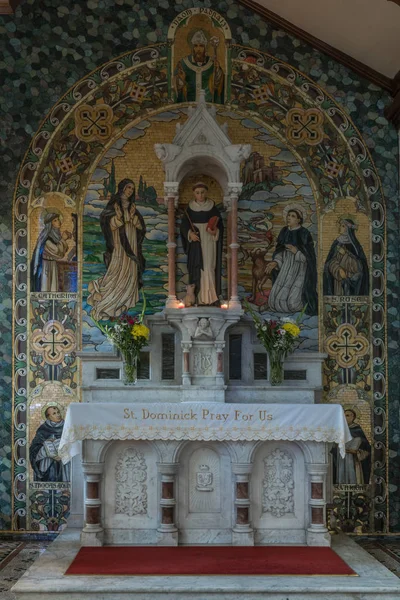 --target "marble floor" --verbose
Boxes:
[2,529,400,600]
